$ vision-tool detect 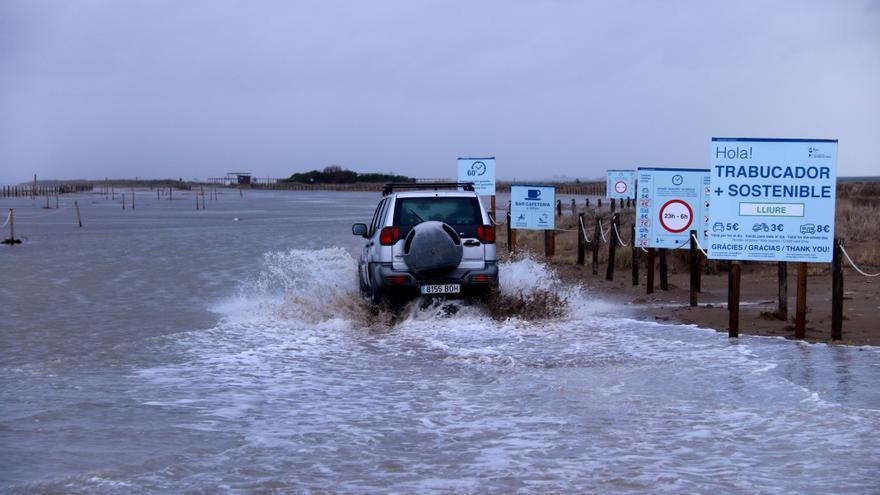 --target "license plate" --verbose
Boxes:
[420,284,461,295]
